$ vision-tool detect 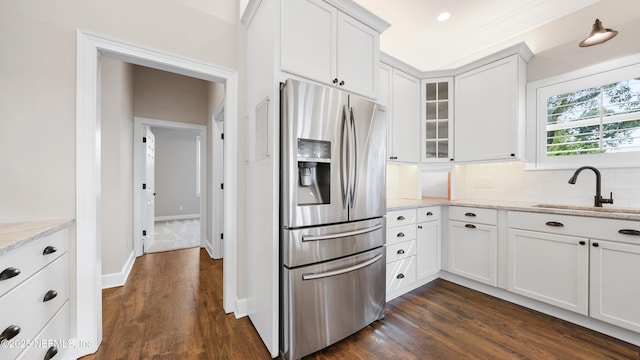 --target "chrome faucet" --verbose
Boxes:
[568,166,614,207]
